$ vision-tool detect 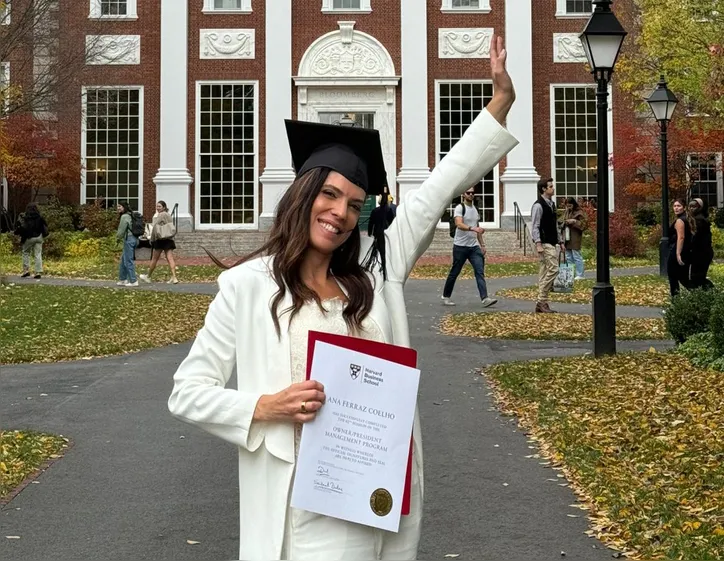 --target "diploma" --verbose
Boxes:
[290,340,421,532]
